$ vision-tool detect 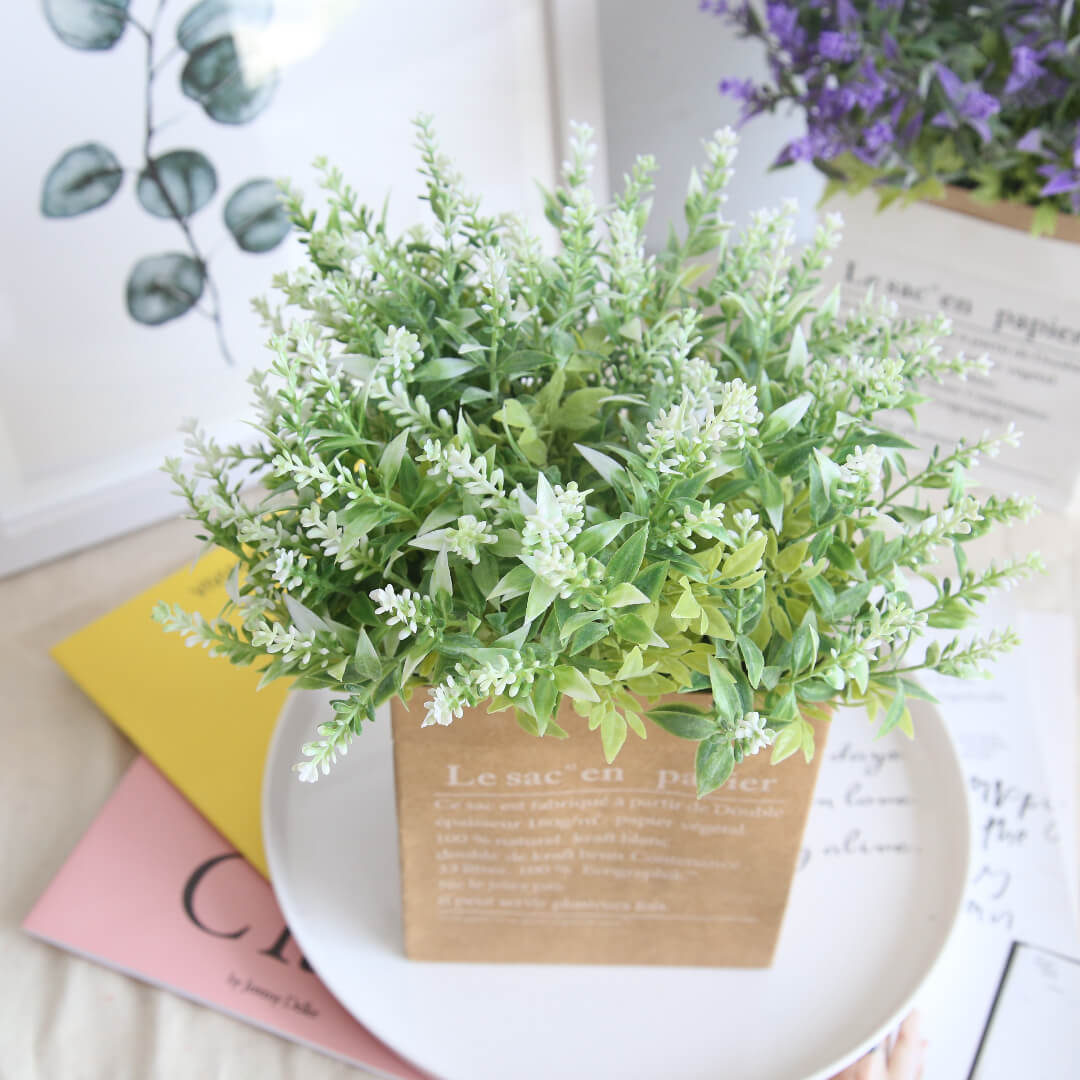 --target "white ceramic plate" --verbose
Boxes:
[264,694,970,1080]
